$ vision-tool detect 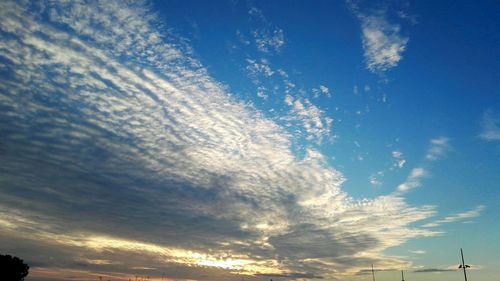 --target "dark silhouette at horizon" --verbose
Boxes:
[0,253,29,281]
